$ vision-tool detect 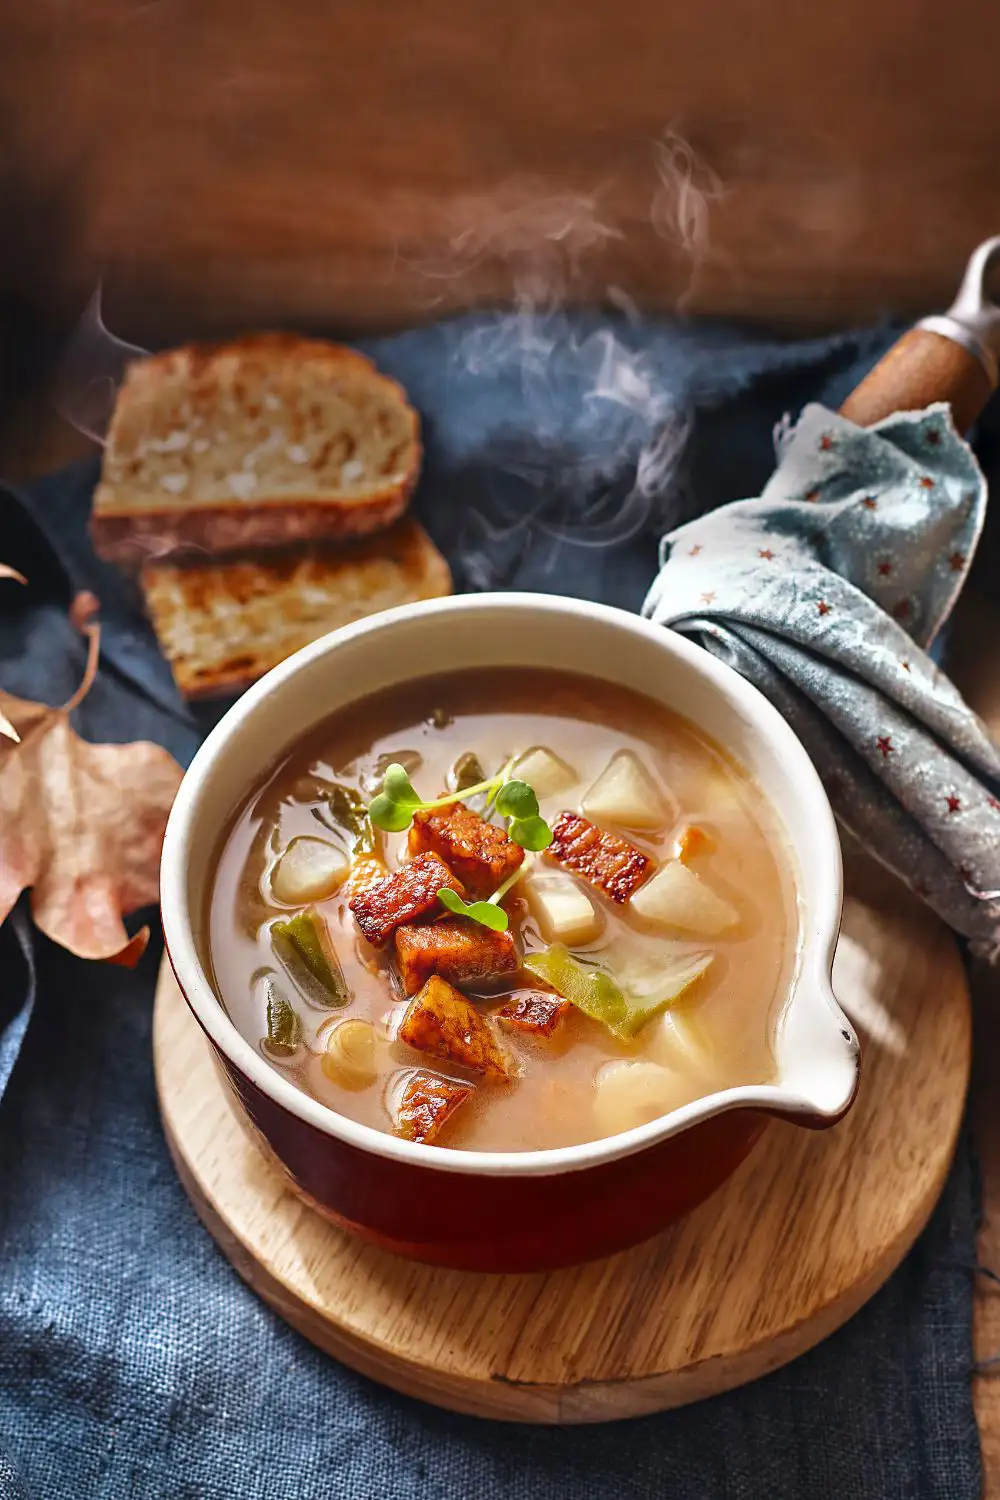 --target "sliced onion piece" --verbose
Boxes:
[271,837,350,905]
[322,1018,378,1090]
